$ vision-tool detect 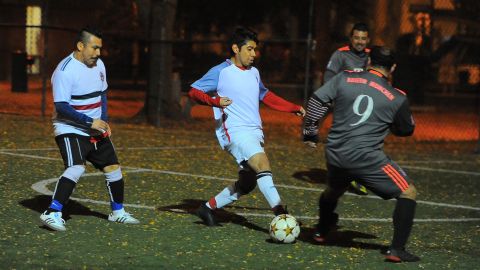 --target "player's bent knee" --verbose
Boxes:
[235,170,257,195]
[399,184,417,200]
[103,164,120,173]
[247,153,271,172]
[104,166,122,182]
[61,165,85,183]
